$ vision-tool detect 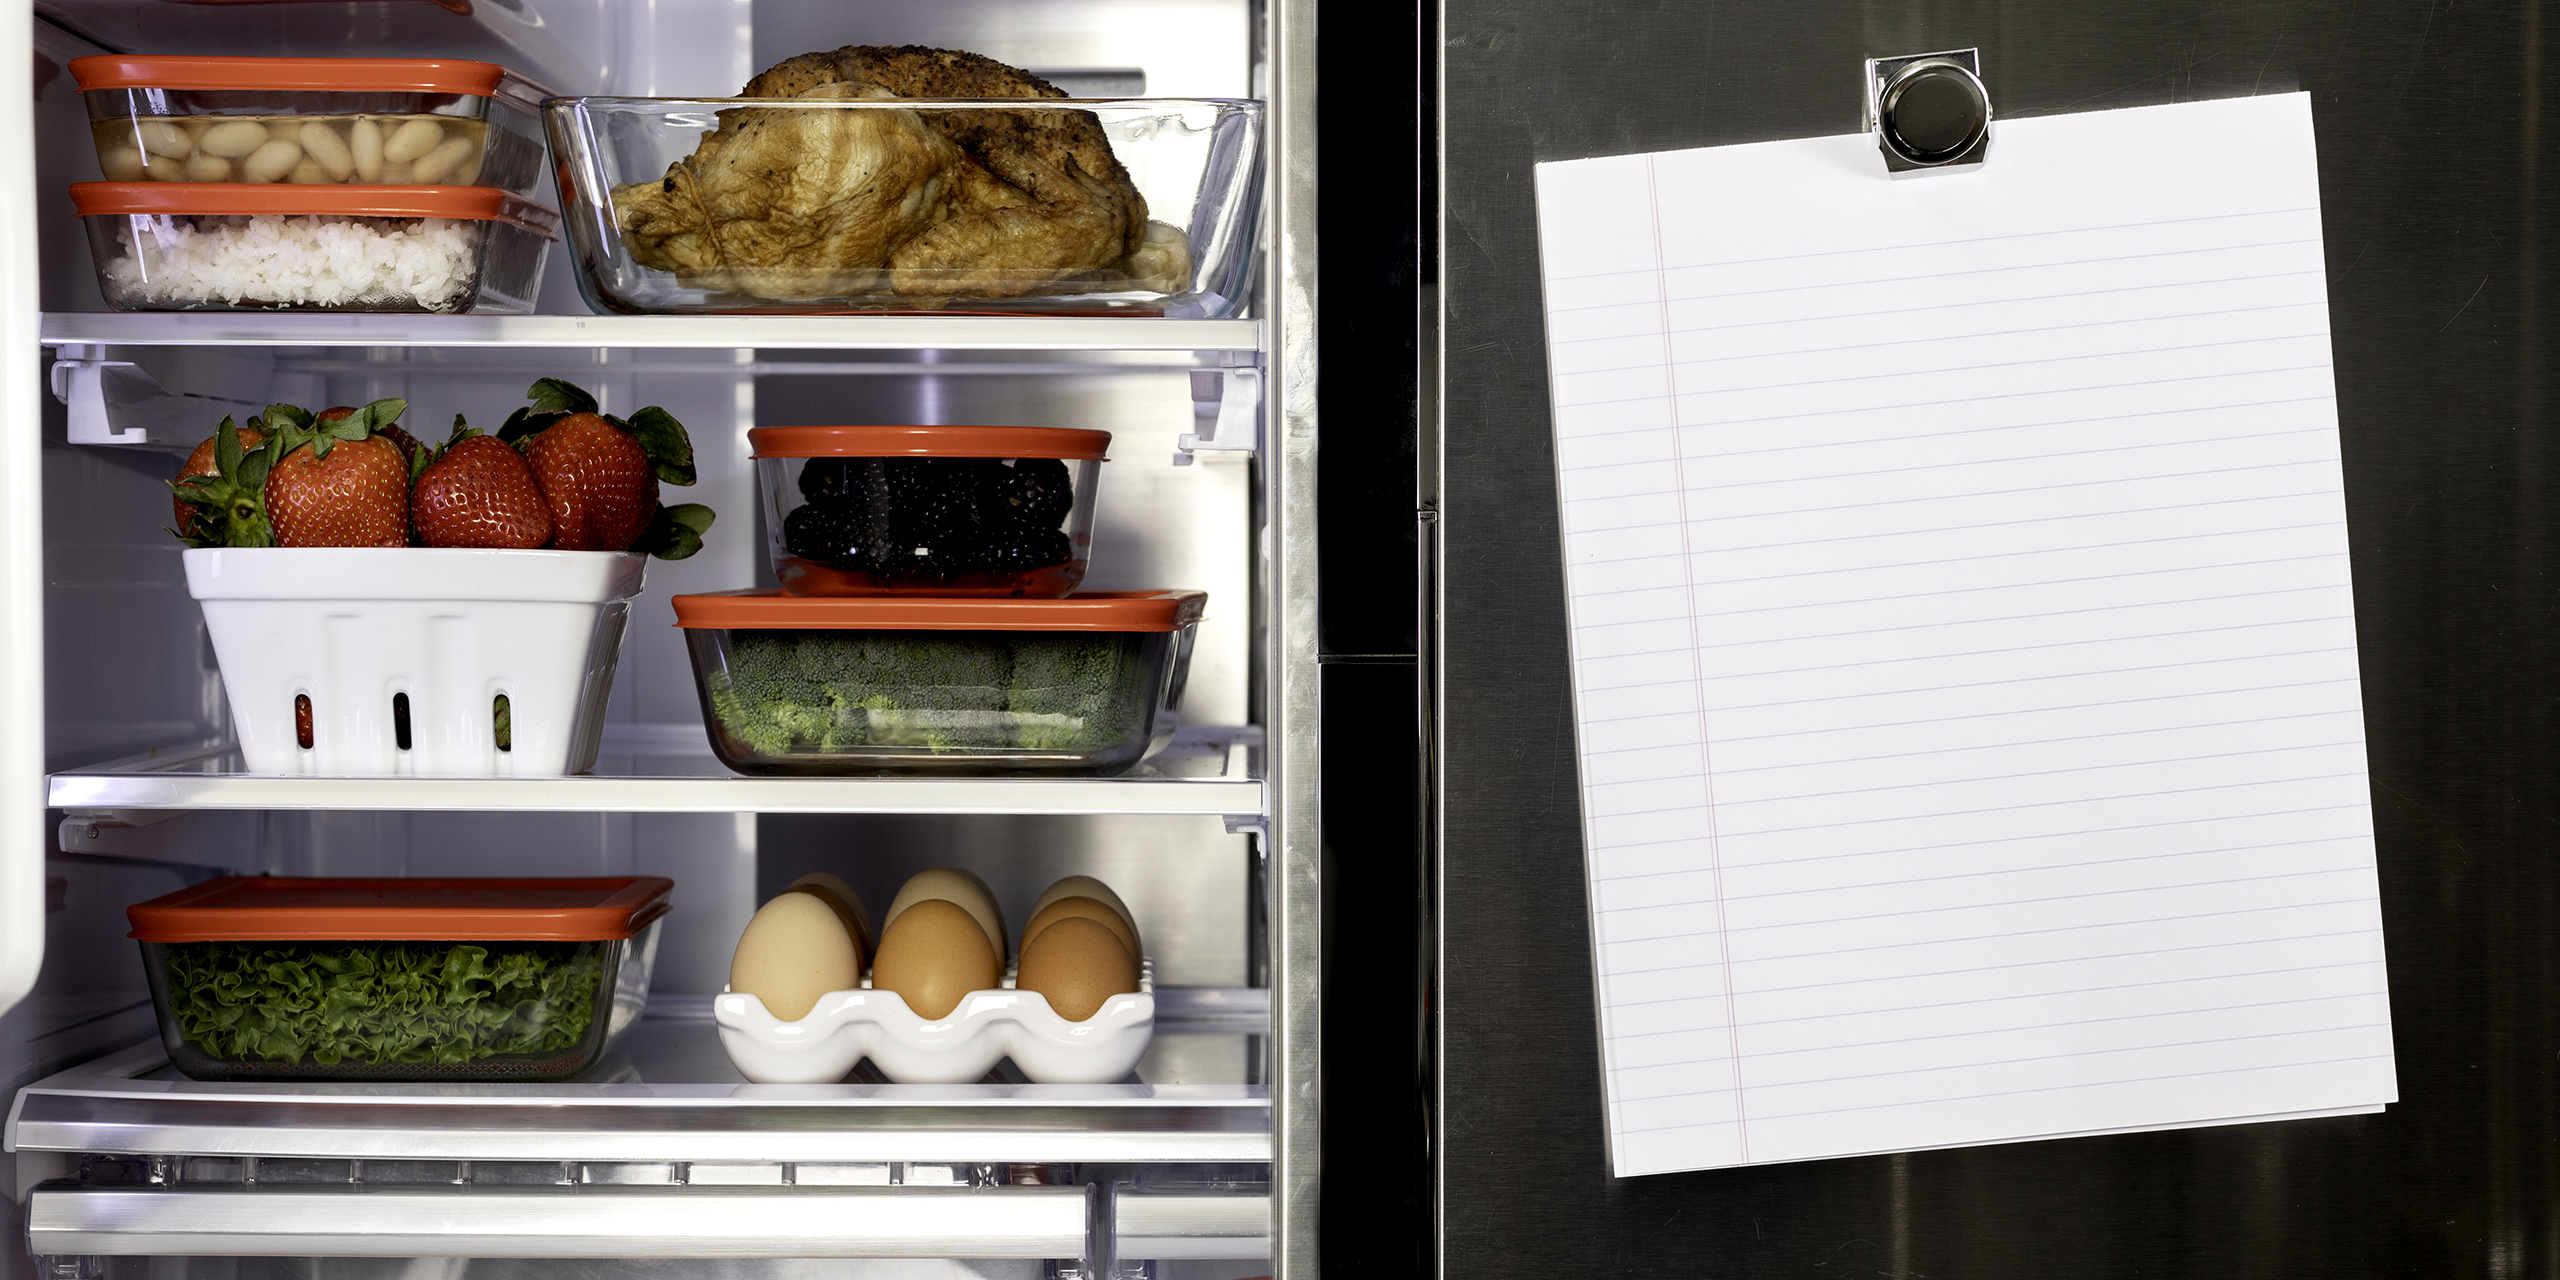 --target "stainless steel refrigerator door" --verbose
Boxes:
[1435,3,2559,1273]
